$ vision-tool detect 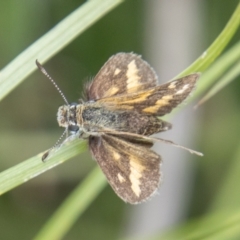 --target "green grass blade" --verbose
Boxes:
[165,41,240,118]
[197,58,240,107]
[0,139,87,195]
[34,166,106,240]
[0,0,124,101]
[194,41,240,106]
[177,2,240,77]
